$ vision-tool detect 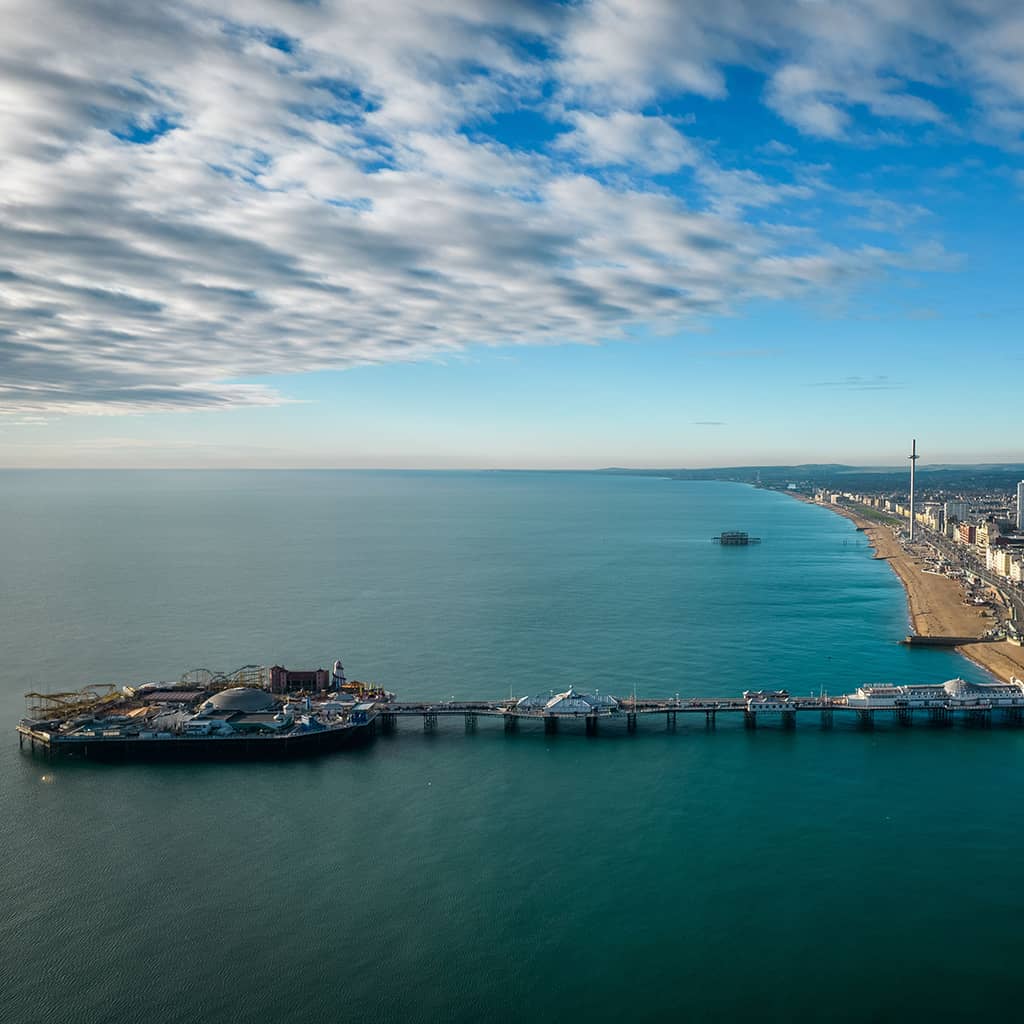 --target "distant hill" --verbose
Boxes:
[602,463,1024,492]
